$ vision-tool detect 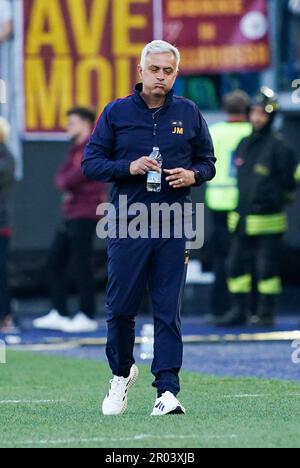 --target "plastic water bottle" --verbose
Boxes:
[147,147,163,192]
[140,324,154,360]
